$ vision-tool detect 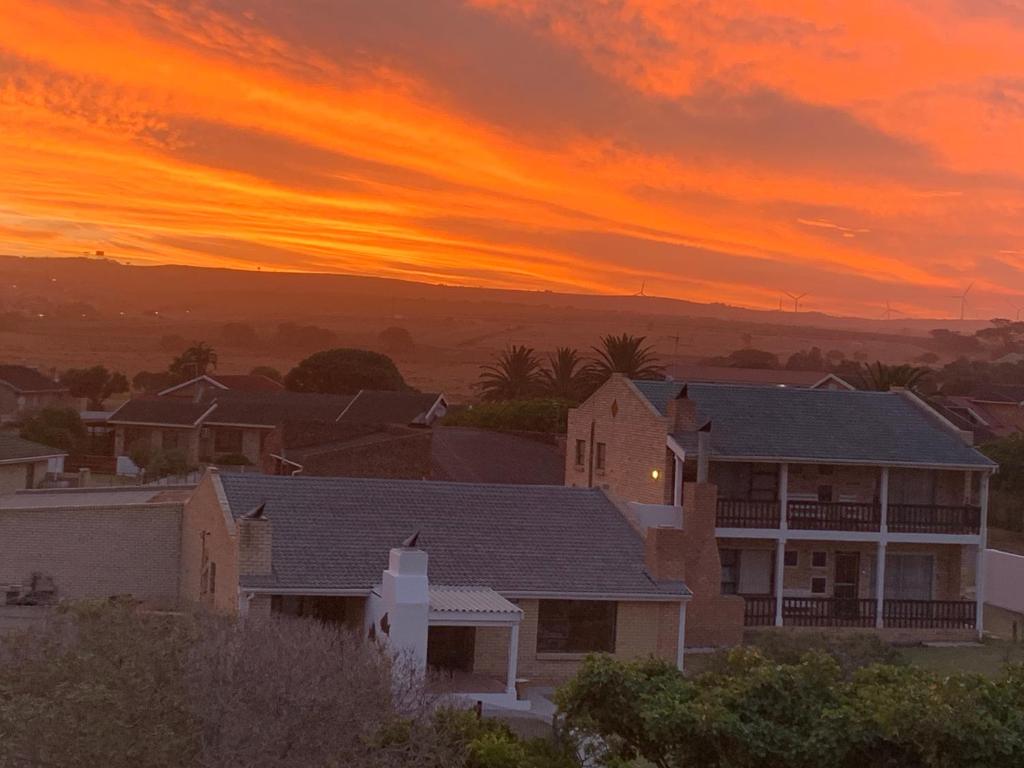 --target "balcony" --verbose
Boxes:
[715,499,981,535]
[742,597,976,629]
